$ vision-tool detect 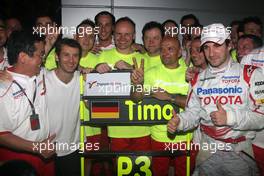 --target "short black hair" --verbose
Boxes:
[162,19,179,29]
[142,21,164,38]
[180,14,200,26]
[34,12,53,26]
[241,16,263,33]
[55,38,82,59]
[76,19,95,34]
[115,17,135,32]
[94,11,115,25]
[238,34,263,48]
[7,30,45,65]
